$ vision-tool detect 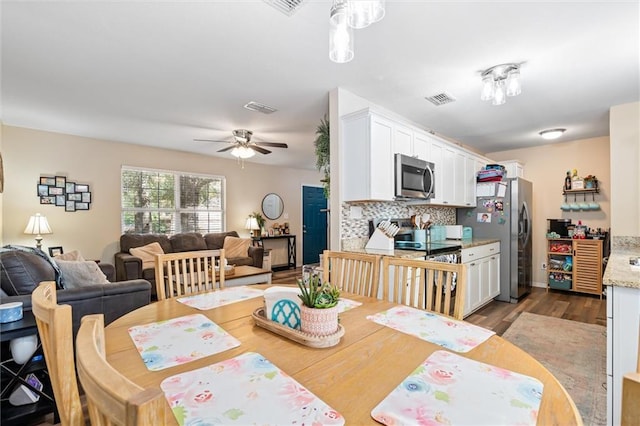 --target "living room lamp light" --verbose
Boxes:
[24,213,52,250]
[245,216,260,238]
[480,63,522,106]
